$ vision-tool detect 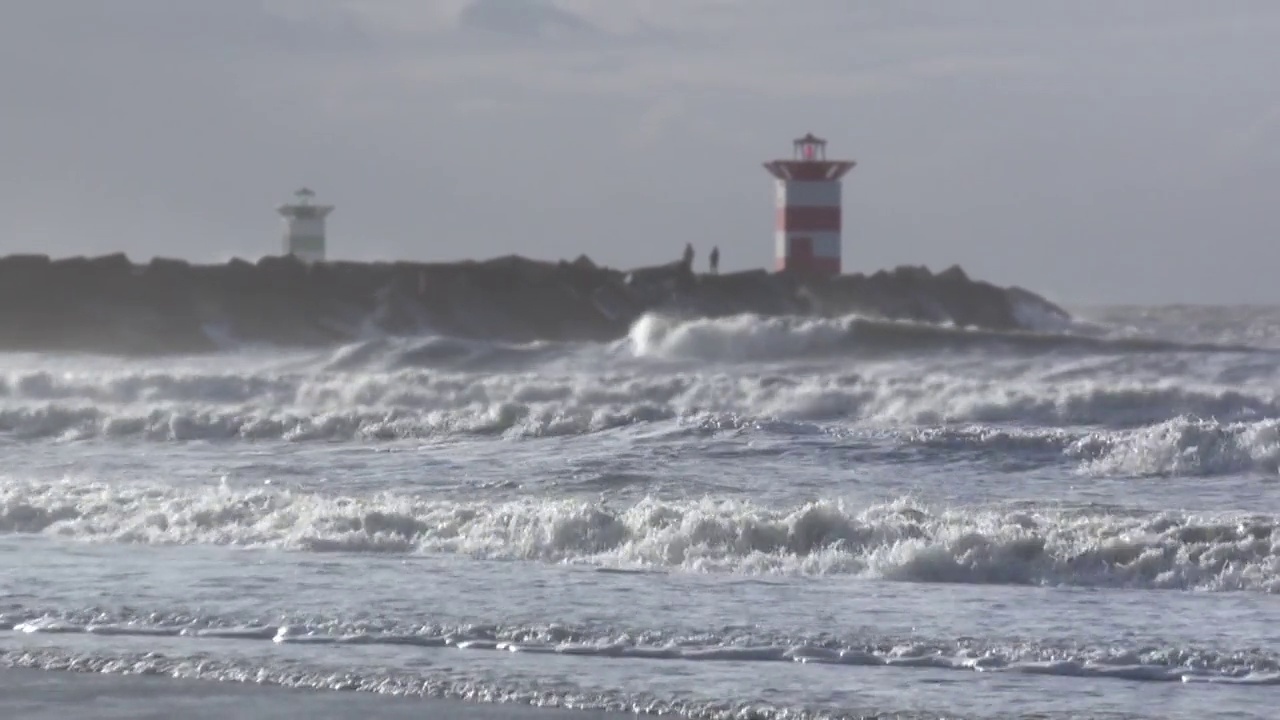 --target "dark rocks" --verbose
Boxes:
[0,252,1070,355]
